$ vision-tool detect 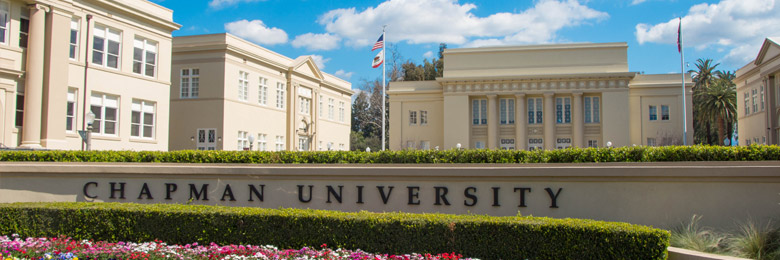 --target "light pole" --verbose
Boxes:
[248,134,255,151]
[79,111,95,151]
